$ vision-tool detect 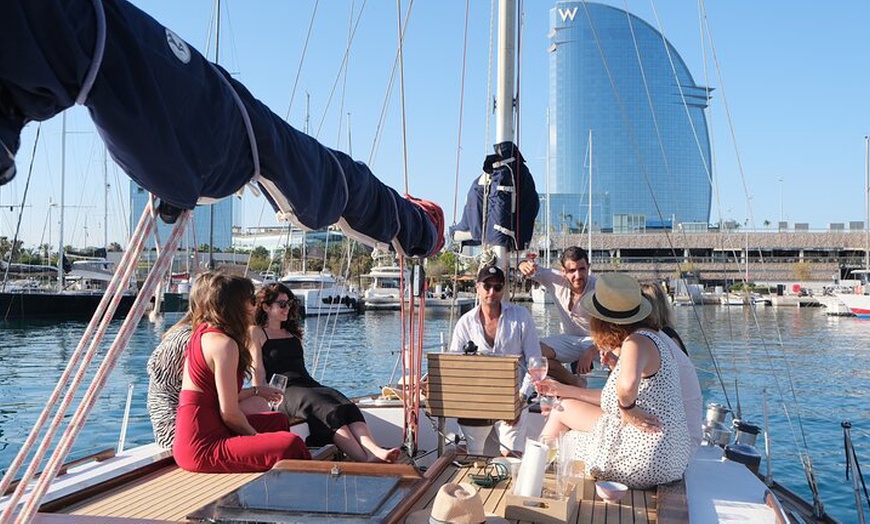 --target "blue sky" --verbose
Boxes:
[2,1,869,248]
